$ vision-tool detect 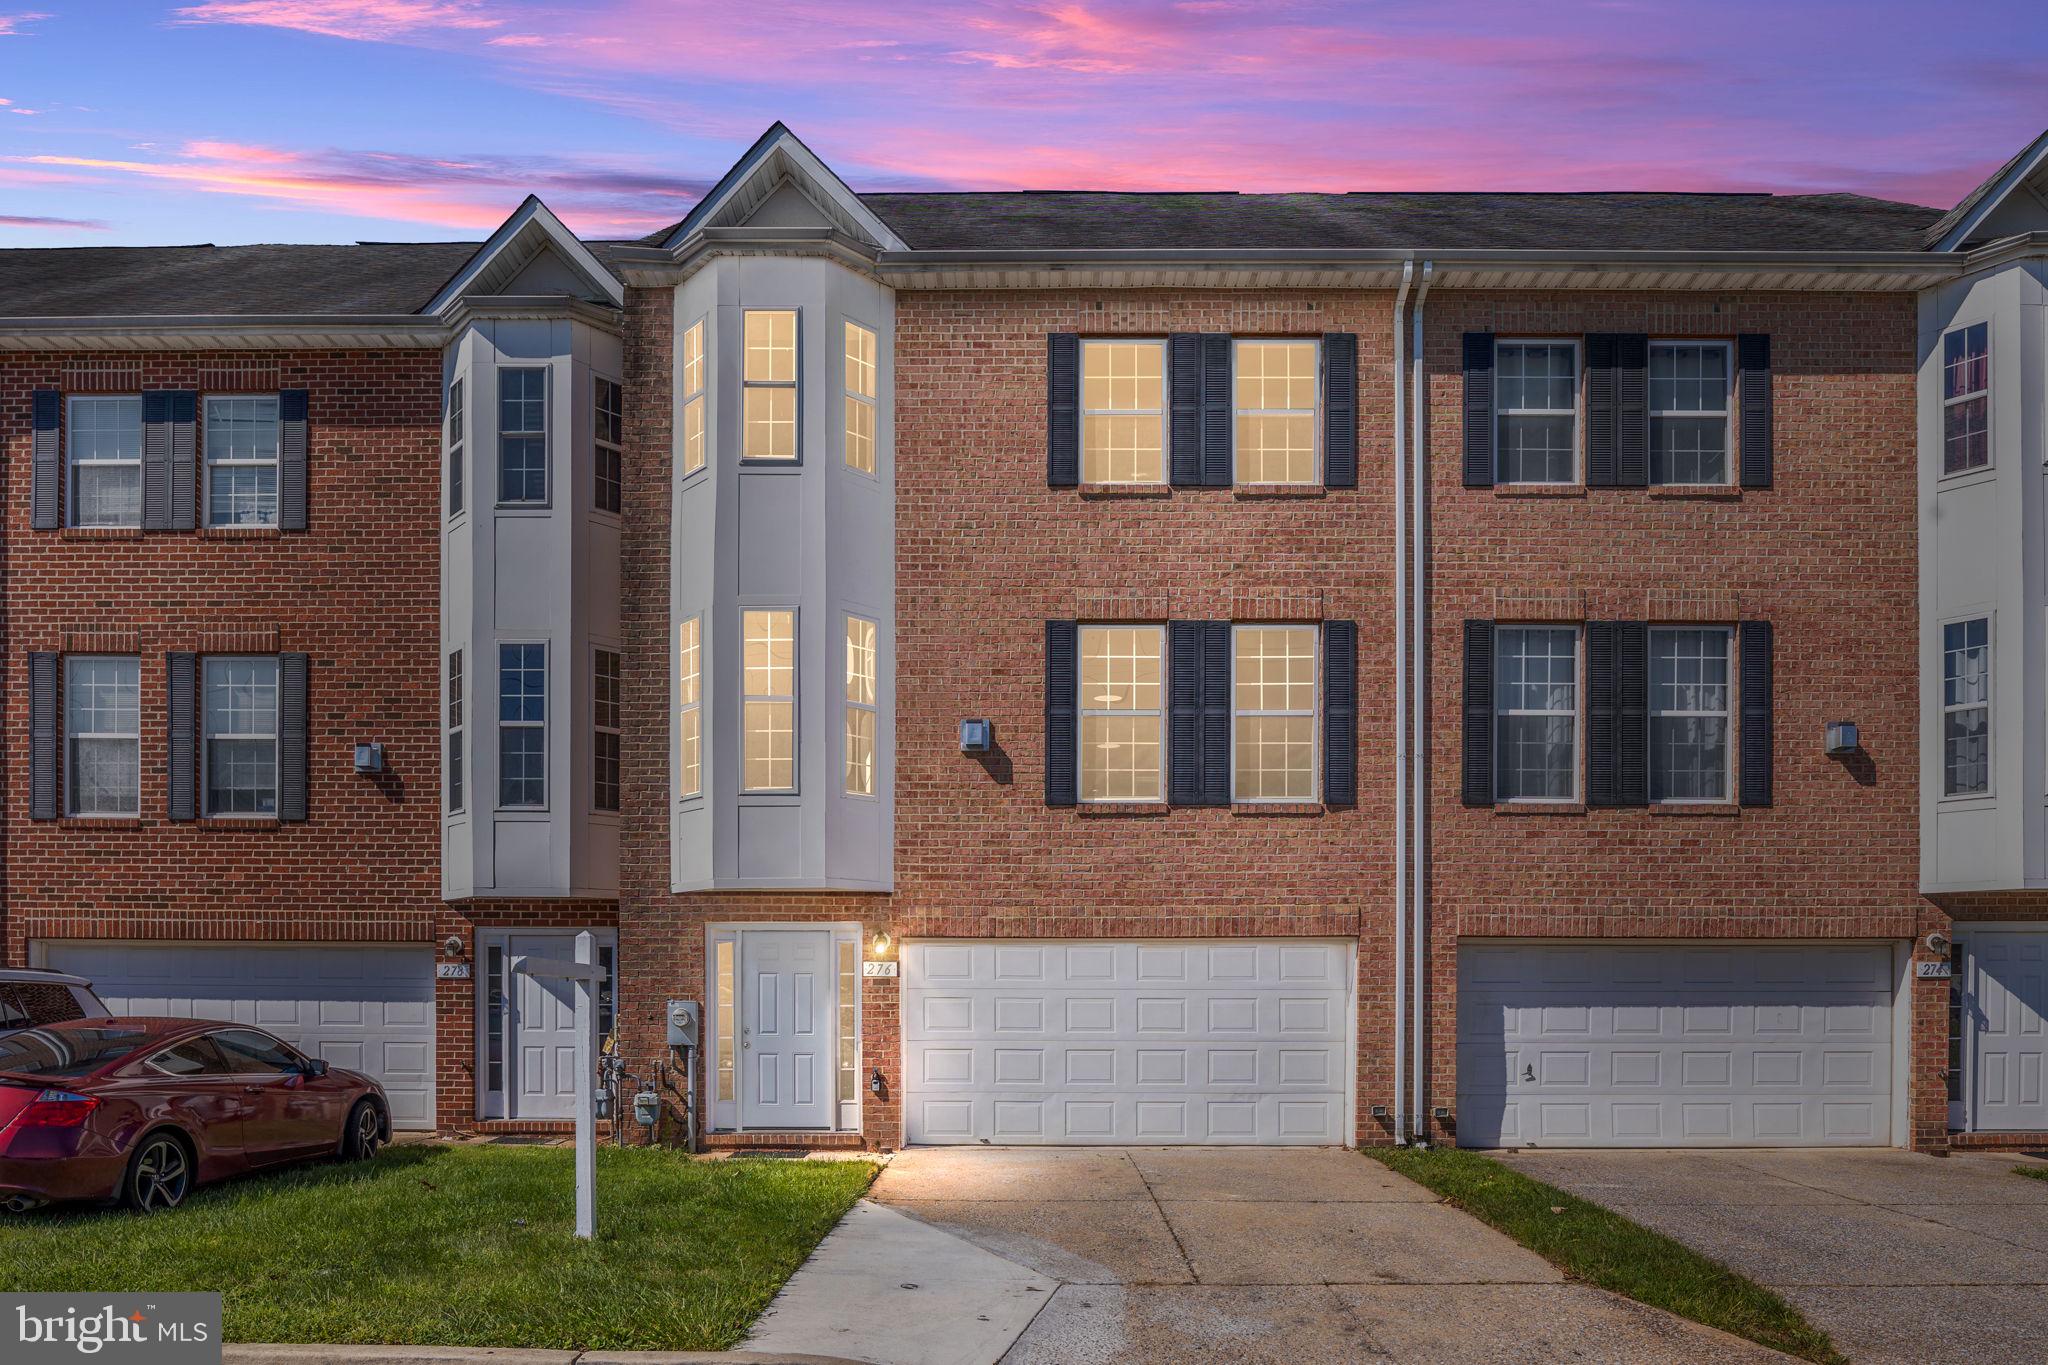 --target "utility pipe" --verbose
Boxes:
[1390,260,1413,1145]
[1409,261,1434,1142]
